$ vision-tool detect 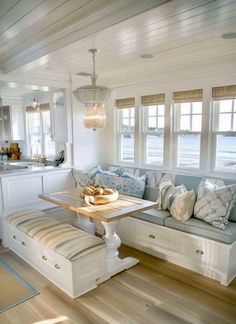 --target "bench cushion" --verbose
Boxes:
[130,209,170,225]
[165,216,236,244]
[6,210,105,261]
